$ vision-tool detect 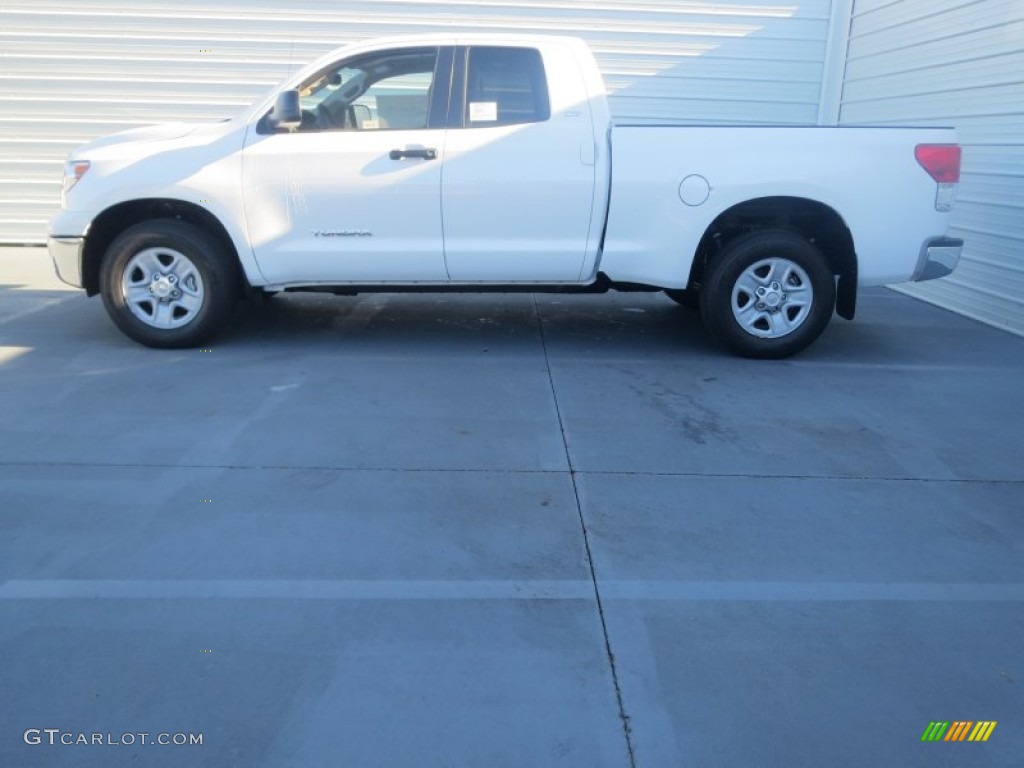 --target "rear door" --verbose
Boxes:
[441,44,598,282]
